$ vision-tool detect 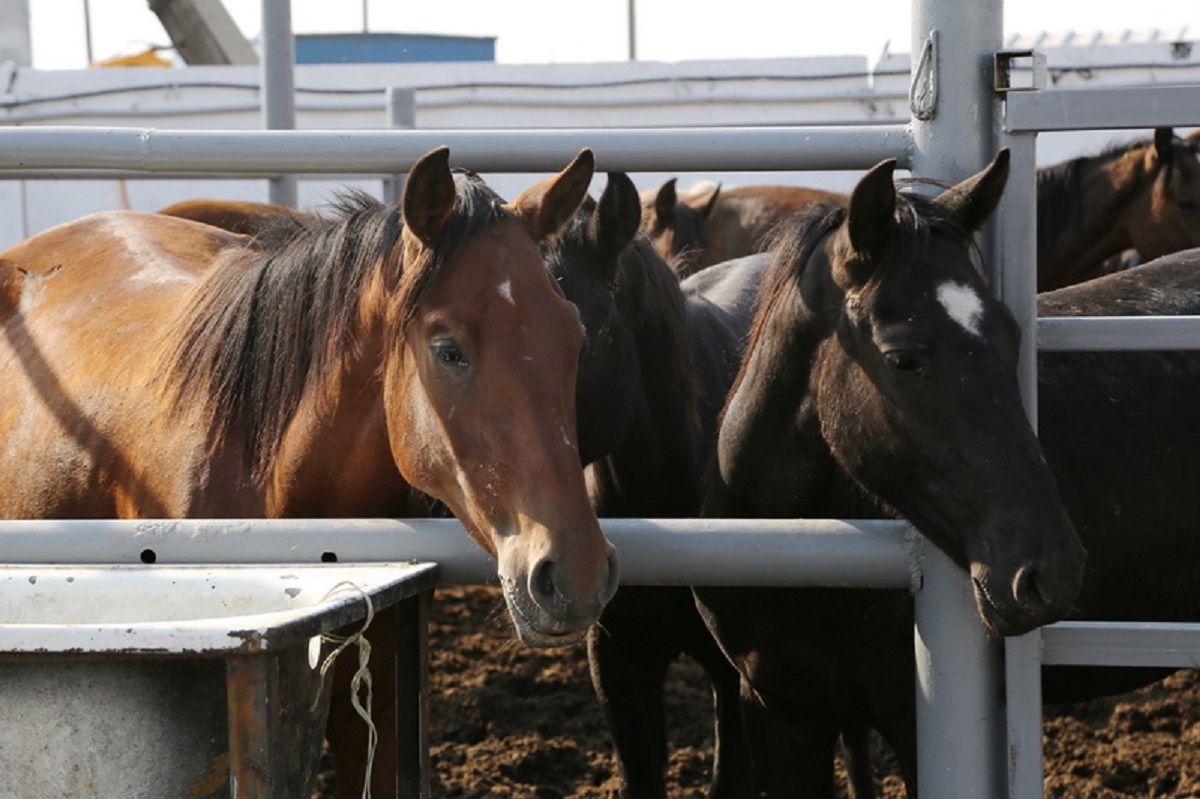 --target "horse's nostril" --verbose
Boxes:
[530,558,558,607]
[1013,564,1047,610]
